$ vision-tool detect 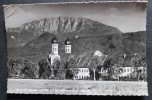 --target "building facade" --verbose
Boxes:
[65,38,71,54]
[119,67,135,77]
[49,37,60,65]
[49,37,72,65]
[74,68,90,80]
